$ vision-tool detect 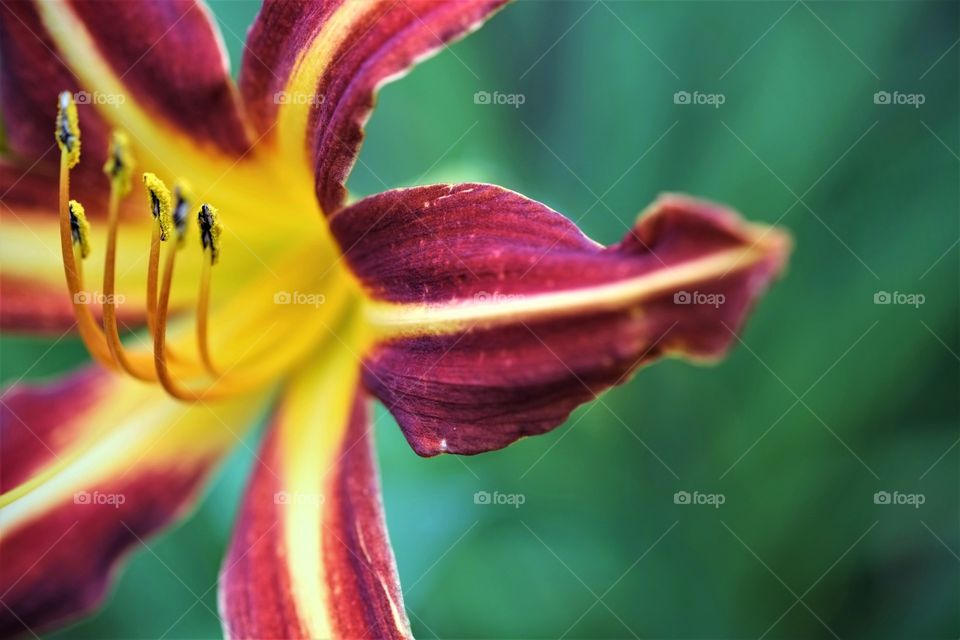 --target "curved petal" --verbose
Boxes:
[330,184,791,455]
[239,0,508,213]
[220,339,410,639]
[0,366,271,636]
